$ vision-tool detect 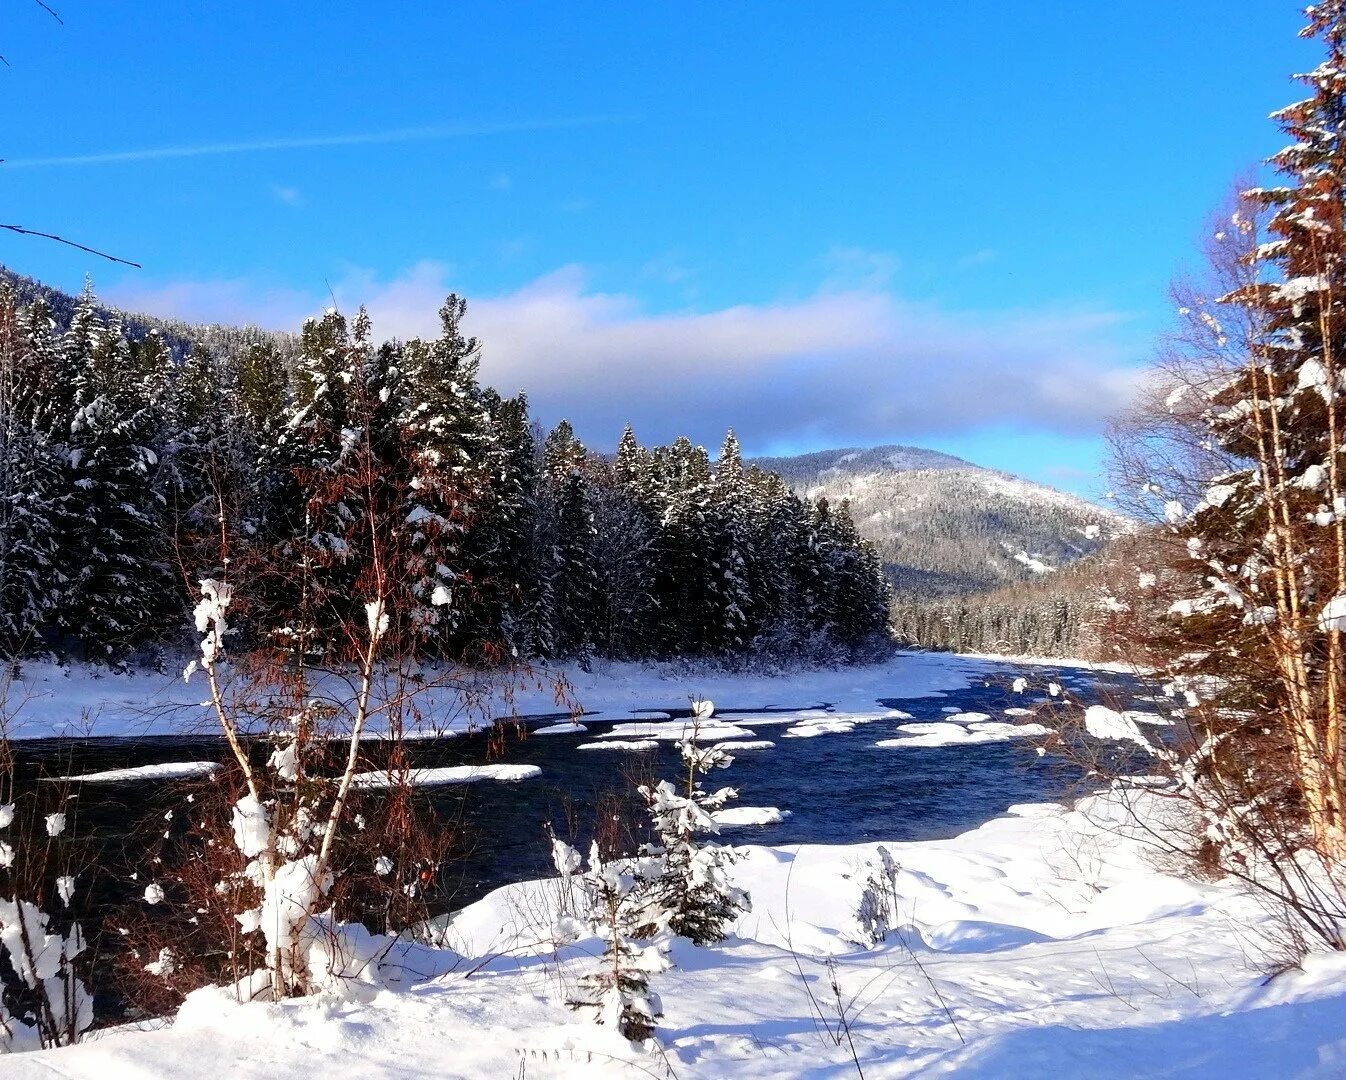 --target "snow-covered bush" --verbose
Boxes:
[0,674,94,1051]
[182,554,463,997]
[848,845,901,948]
